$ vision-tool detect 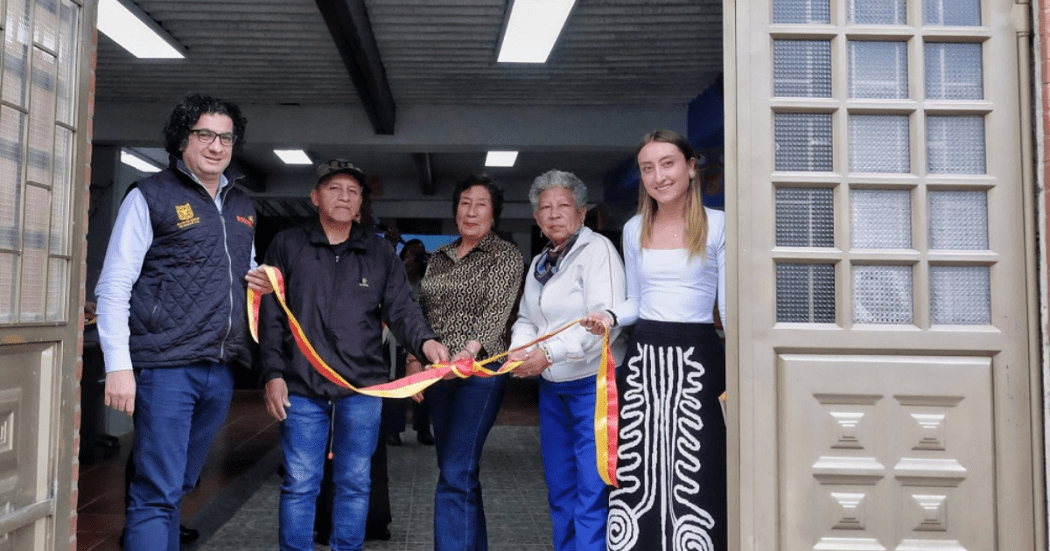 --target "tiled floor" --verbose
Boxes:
[76,379,546,551]
[200,425,553,551]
